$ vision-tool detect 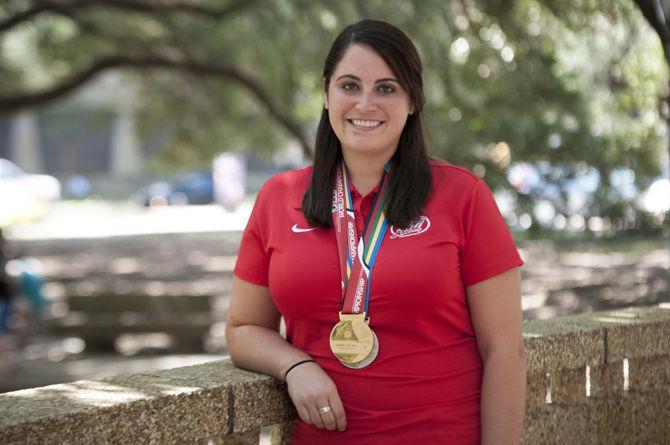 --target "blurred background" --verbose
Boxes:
[0,0,668,393]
